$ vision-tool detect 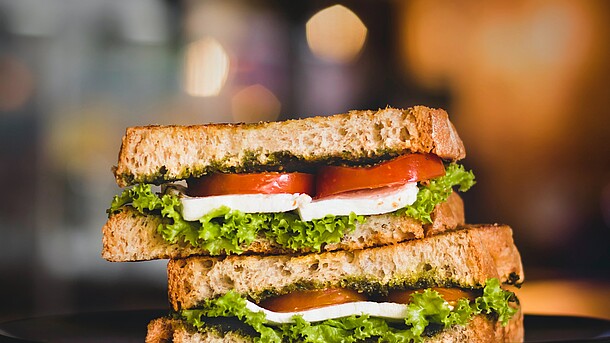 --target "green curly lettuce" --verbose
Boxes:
[397,163,475,224]
[182,290,283,342]
[109,183,164,213]
[180,278,517,343]
[474,278,518,325]
[108,184,363,255]
[106,163,475,254]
